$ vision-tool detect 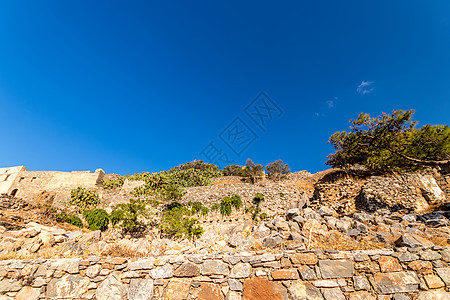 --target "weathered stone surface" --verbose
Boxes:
[174,262,200,277]
[128,279,154,300]
[288,280,323,300]
[202,260,229,275]
[226,291,242,300]
[290,253,318,265]
[96,274,126,300]
[86,264,102,278]
[262,234,284,248]
[271,269,299,280]
[416,290,450,300]
[228,279,243,291]
[322,287,345,300]
[0,279,22,293]
[165,278,191,300]
[319,260,354,279]
[348,292,376,300]
[243,277,284,300]
[47,275,90,299]
[378,256,402,272]
[198,283,223,300]
[423,274,445,289]
[298,265,317,280]
[353,276,370,291]
[15,286,41,300]
[128,258,154,270]
[371,271,420,294]
[419,250,442,261]
[436,267,450,286]
[230,263,251,278]
[150,265,173,279]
